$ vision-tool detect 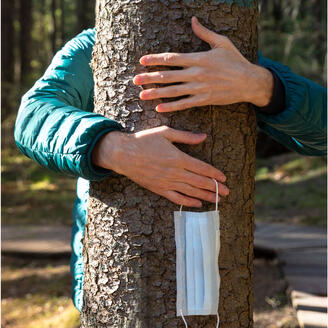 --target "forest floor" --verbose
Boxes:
[1,255,299,328]
[2,119,326,327]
